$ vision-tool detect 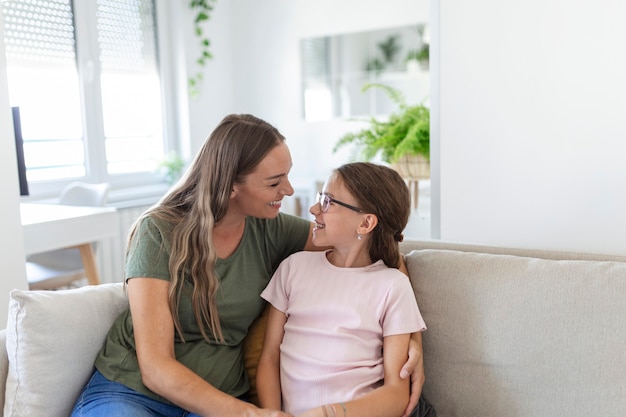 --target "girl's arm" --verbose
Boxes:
[128,278,291,417]
[297,333,412,417]
[256,305,288,410]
